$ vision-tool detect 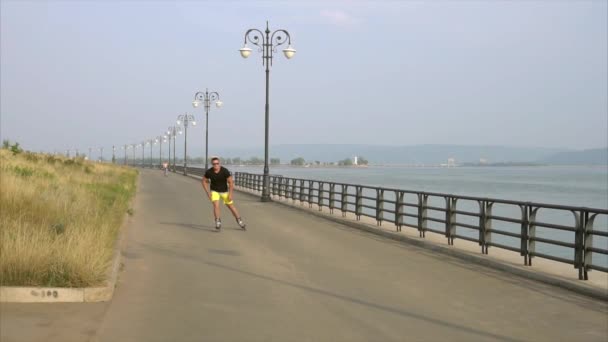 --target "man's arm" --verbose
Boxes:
[227,176,234,200]
[202,177,212,200]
